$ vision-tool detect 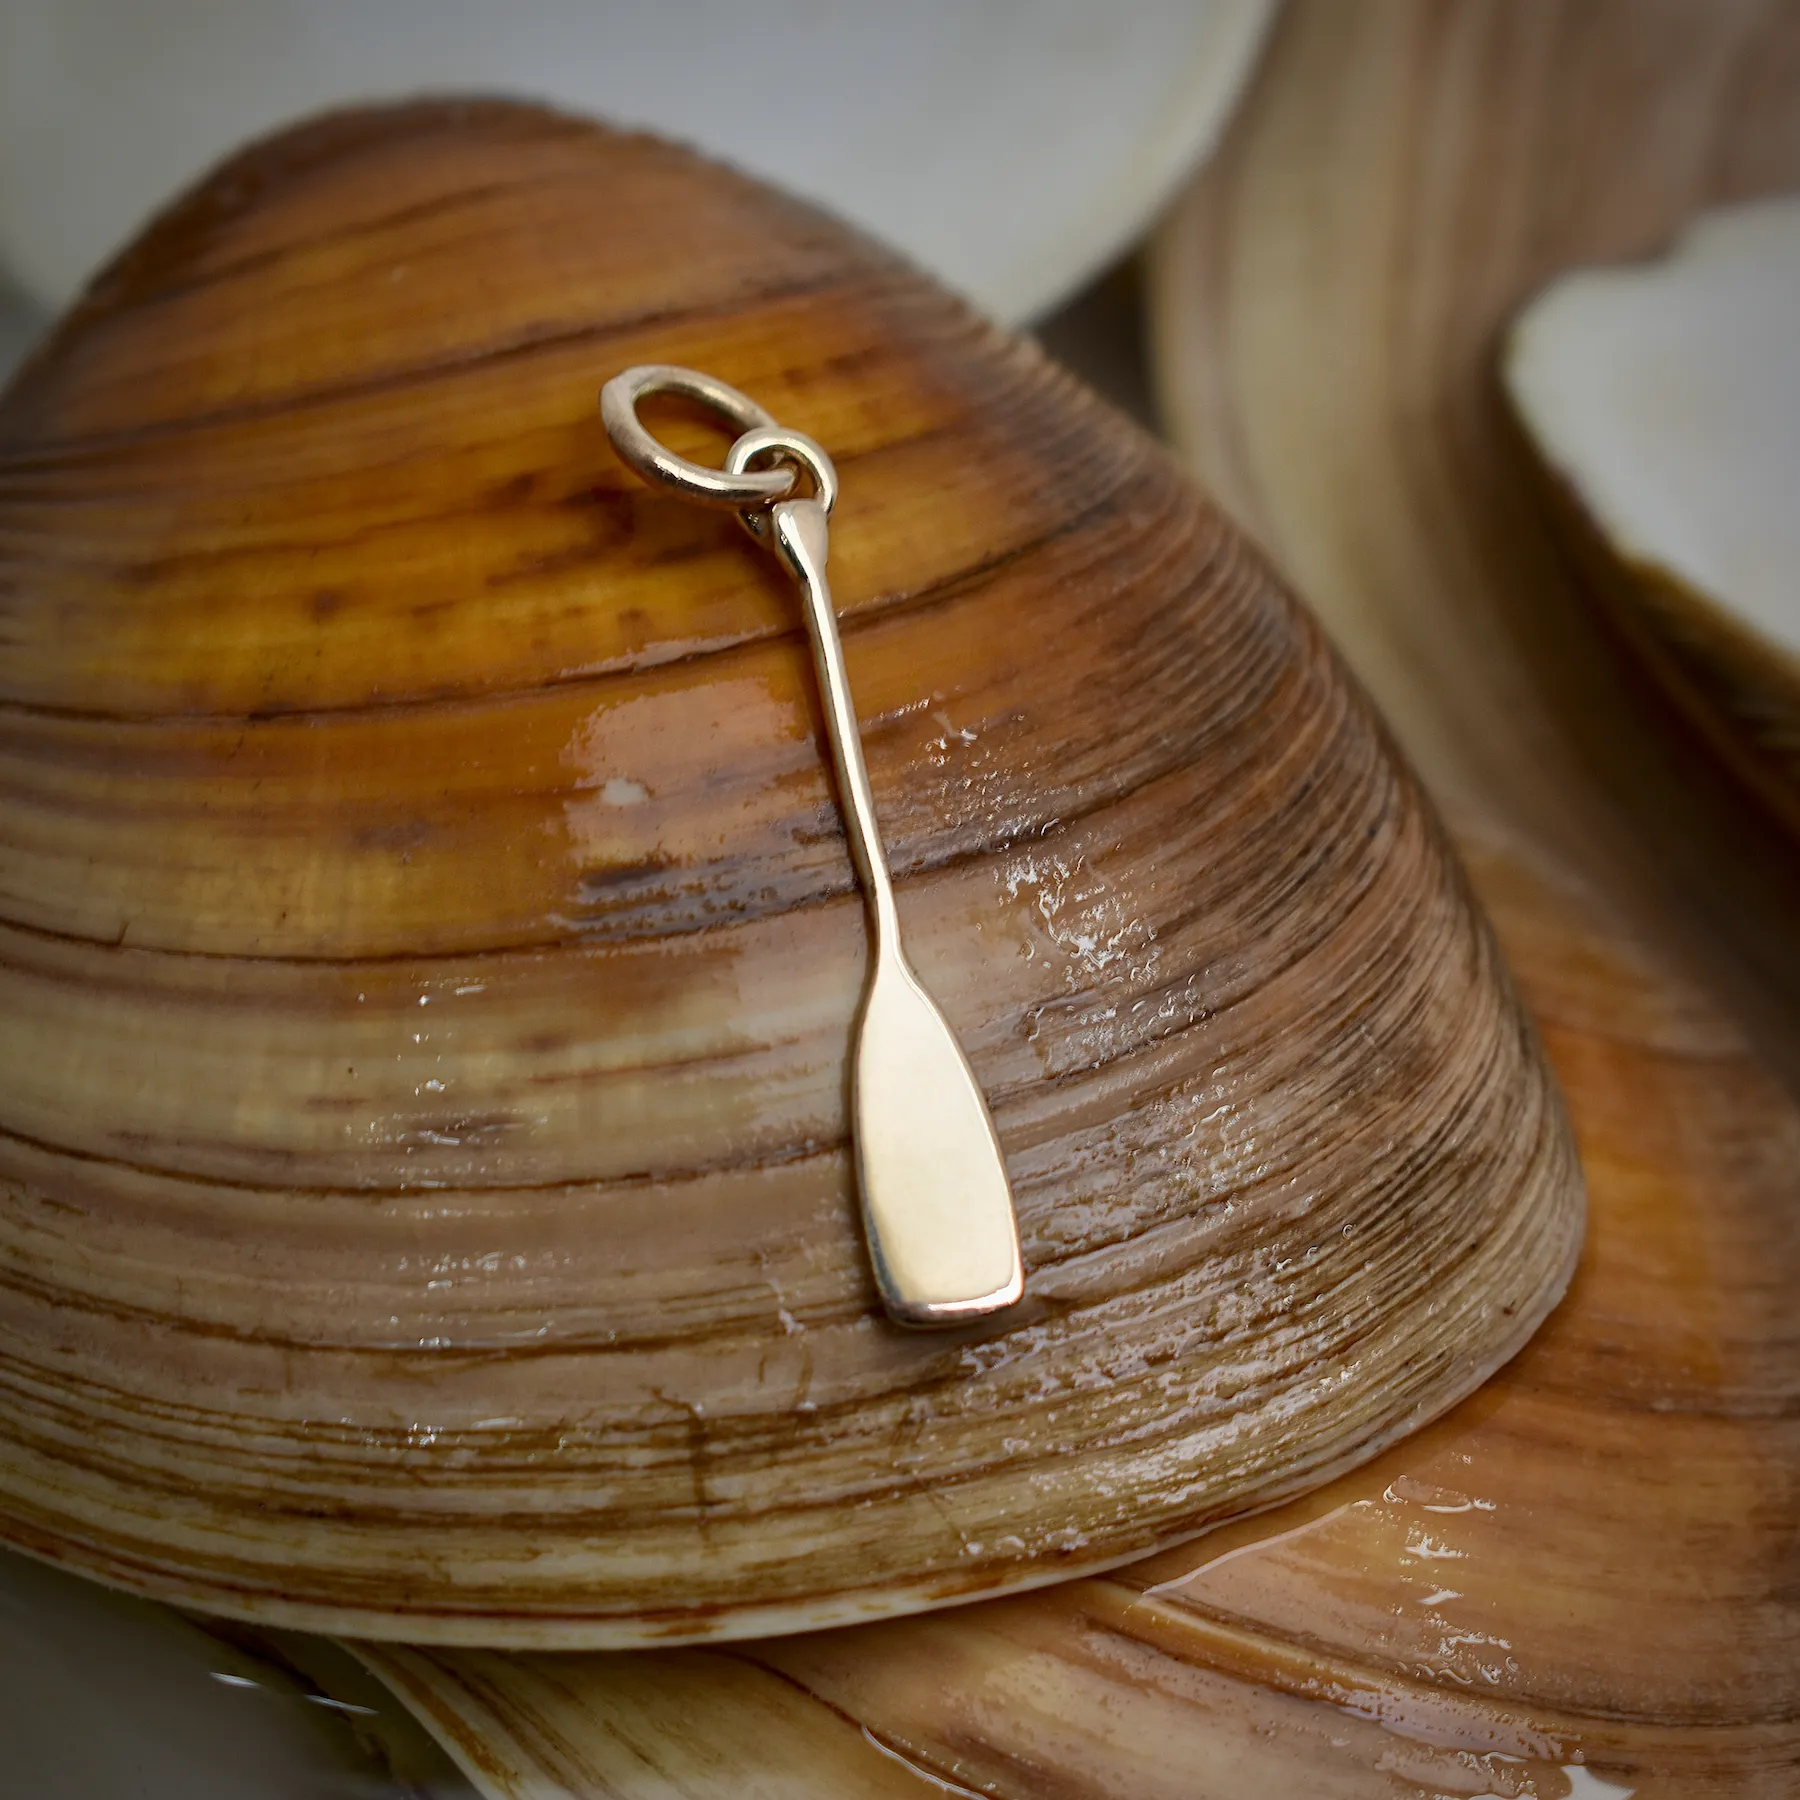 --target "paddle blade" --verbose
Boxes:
[852,956,1023,1326]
